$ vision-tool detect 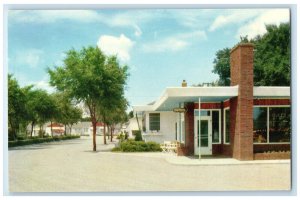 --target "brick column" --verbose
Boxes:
[184,102,194,155]
[230,43,254,160]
